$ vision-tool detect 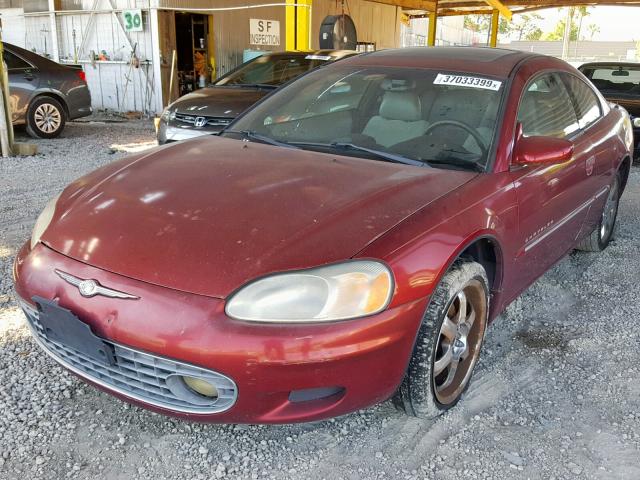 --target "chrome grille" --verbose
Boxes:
[174,113,232,128]
[19,301,237,414]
